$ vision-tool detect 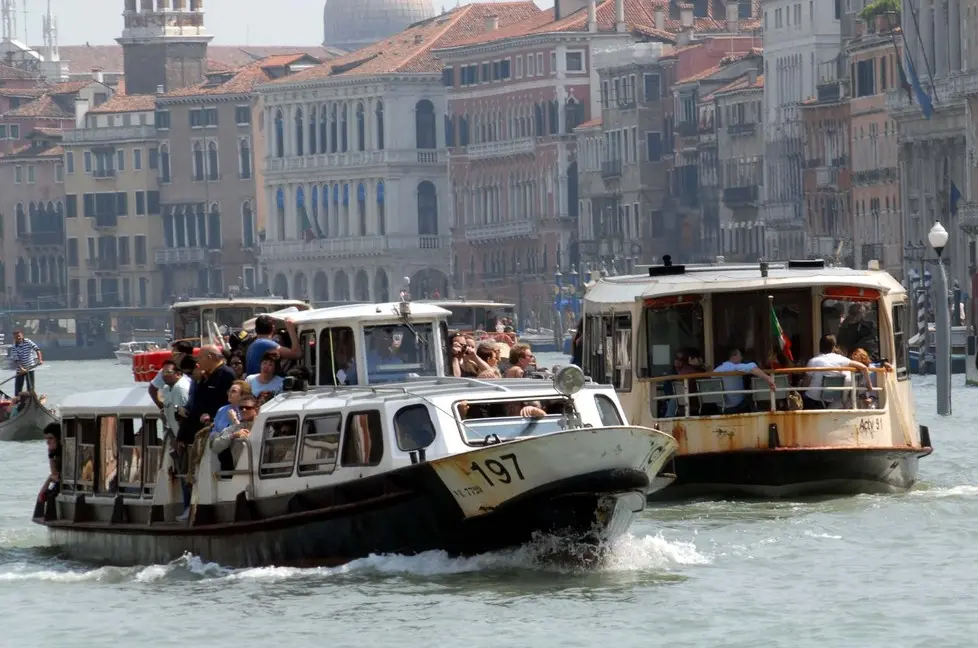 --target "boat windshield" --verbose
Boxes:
[461,415,567,444]
[455,397,576,445]
[445,306,514,332]
[362,323,438,383]
[822,297,880,359]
